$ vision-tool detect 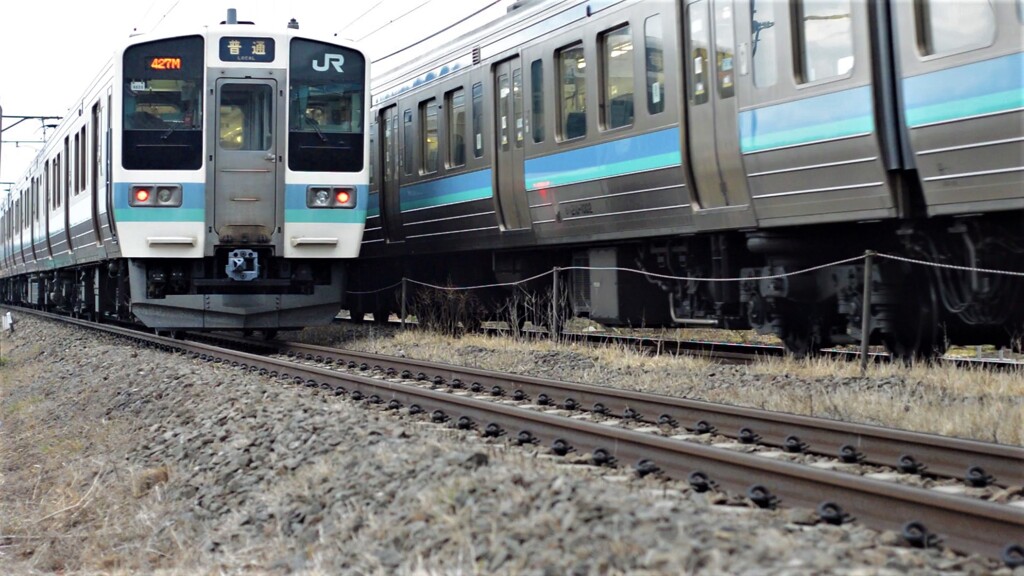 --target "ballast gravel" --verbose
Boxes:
[0,315,1015,575]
